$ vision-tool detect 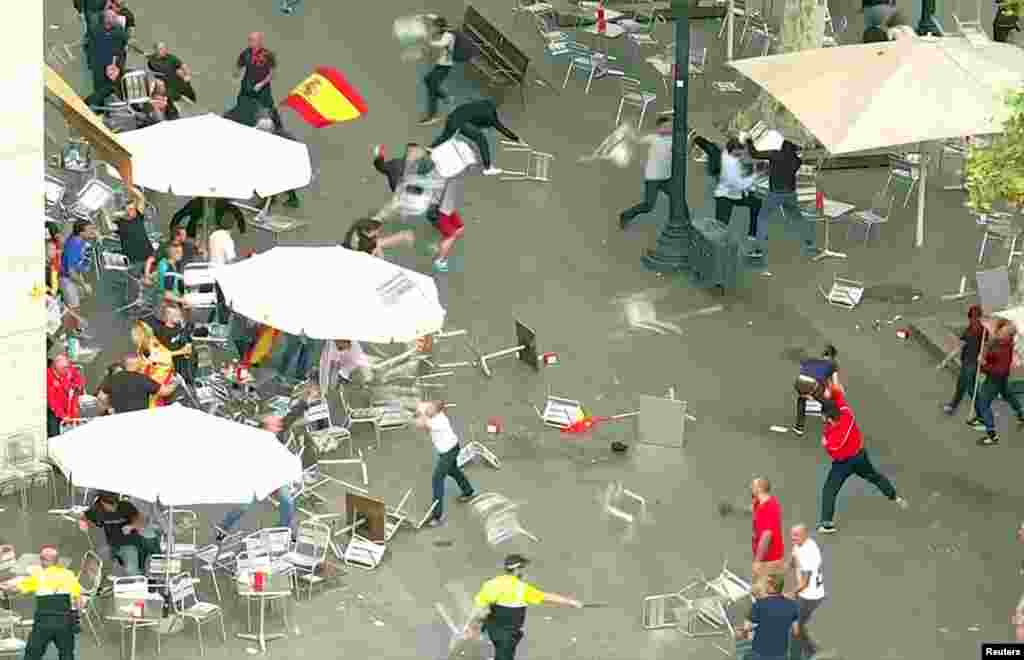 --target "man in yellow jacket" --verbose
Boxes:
[464,554,582,660]
[6,546,81,660]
